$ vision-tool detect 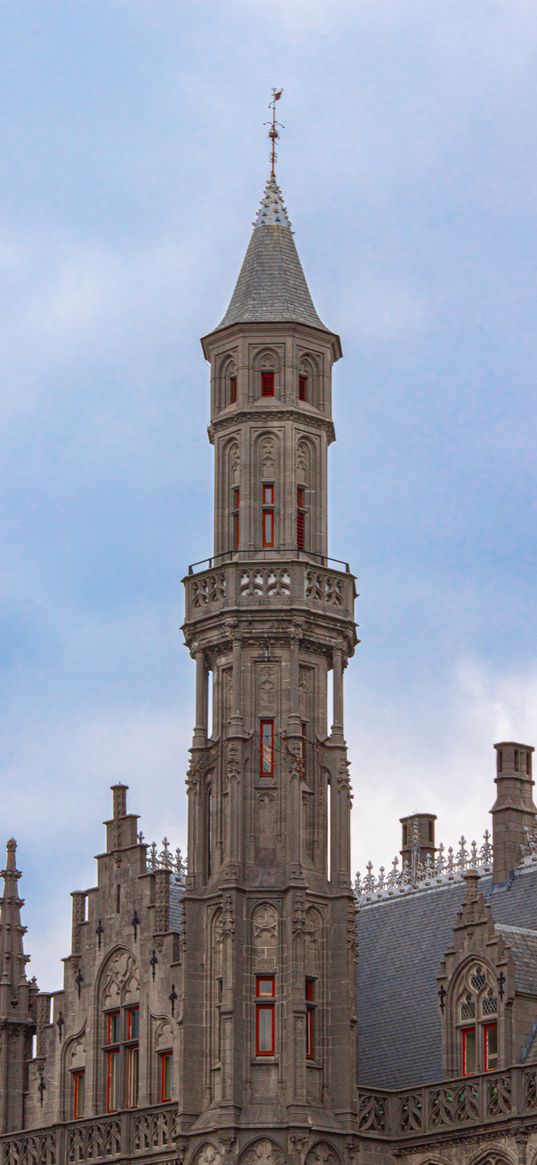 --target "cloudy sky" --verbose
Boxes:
[1,0,536,988]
